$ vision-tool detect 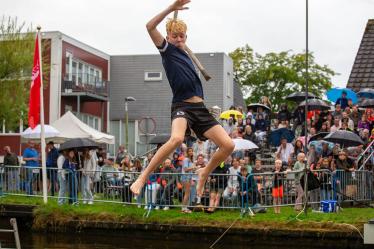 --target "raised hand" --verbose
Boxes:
[170,0,191,11]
